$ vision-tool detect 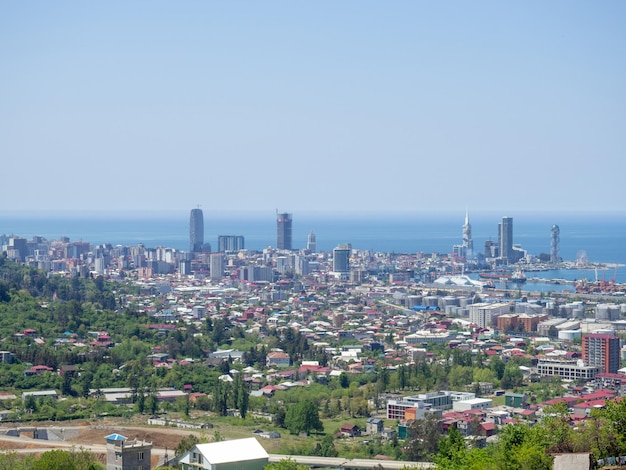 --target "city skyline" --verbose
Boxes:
[1,2,625,213]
